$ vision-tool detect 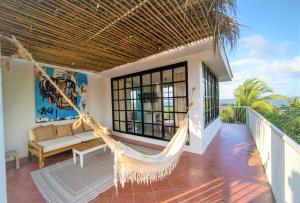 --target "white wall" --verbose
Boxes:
[202,118,221,152]
[0,69,7,203]
[3,59,105,158]
[248,108,300,203]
